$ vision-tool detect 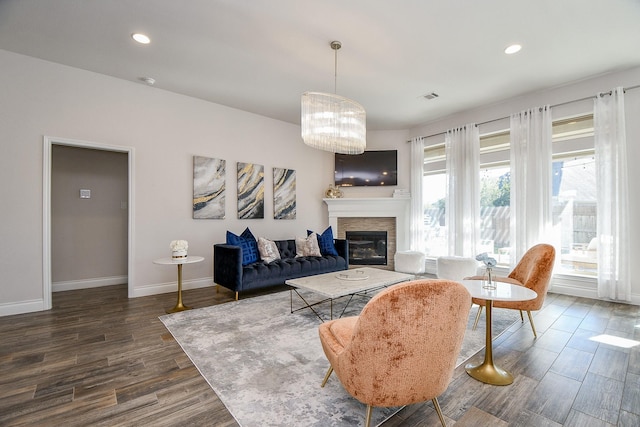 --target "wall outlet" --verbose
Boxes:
[80,189,91,199]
